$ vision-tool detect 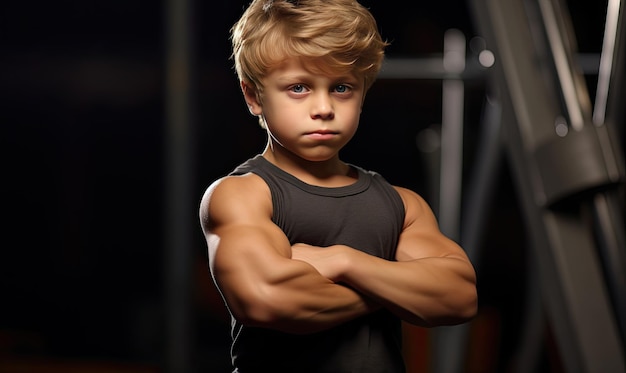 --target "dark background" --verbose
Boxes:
[1,0,611,372]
